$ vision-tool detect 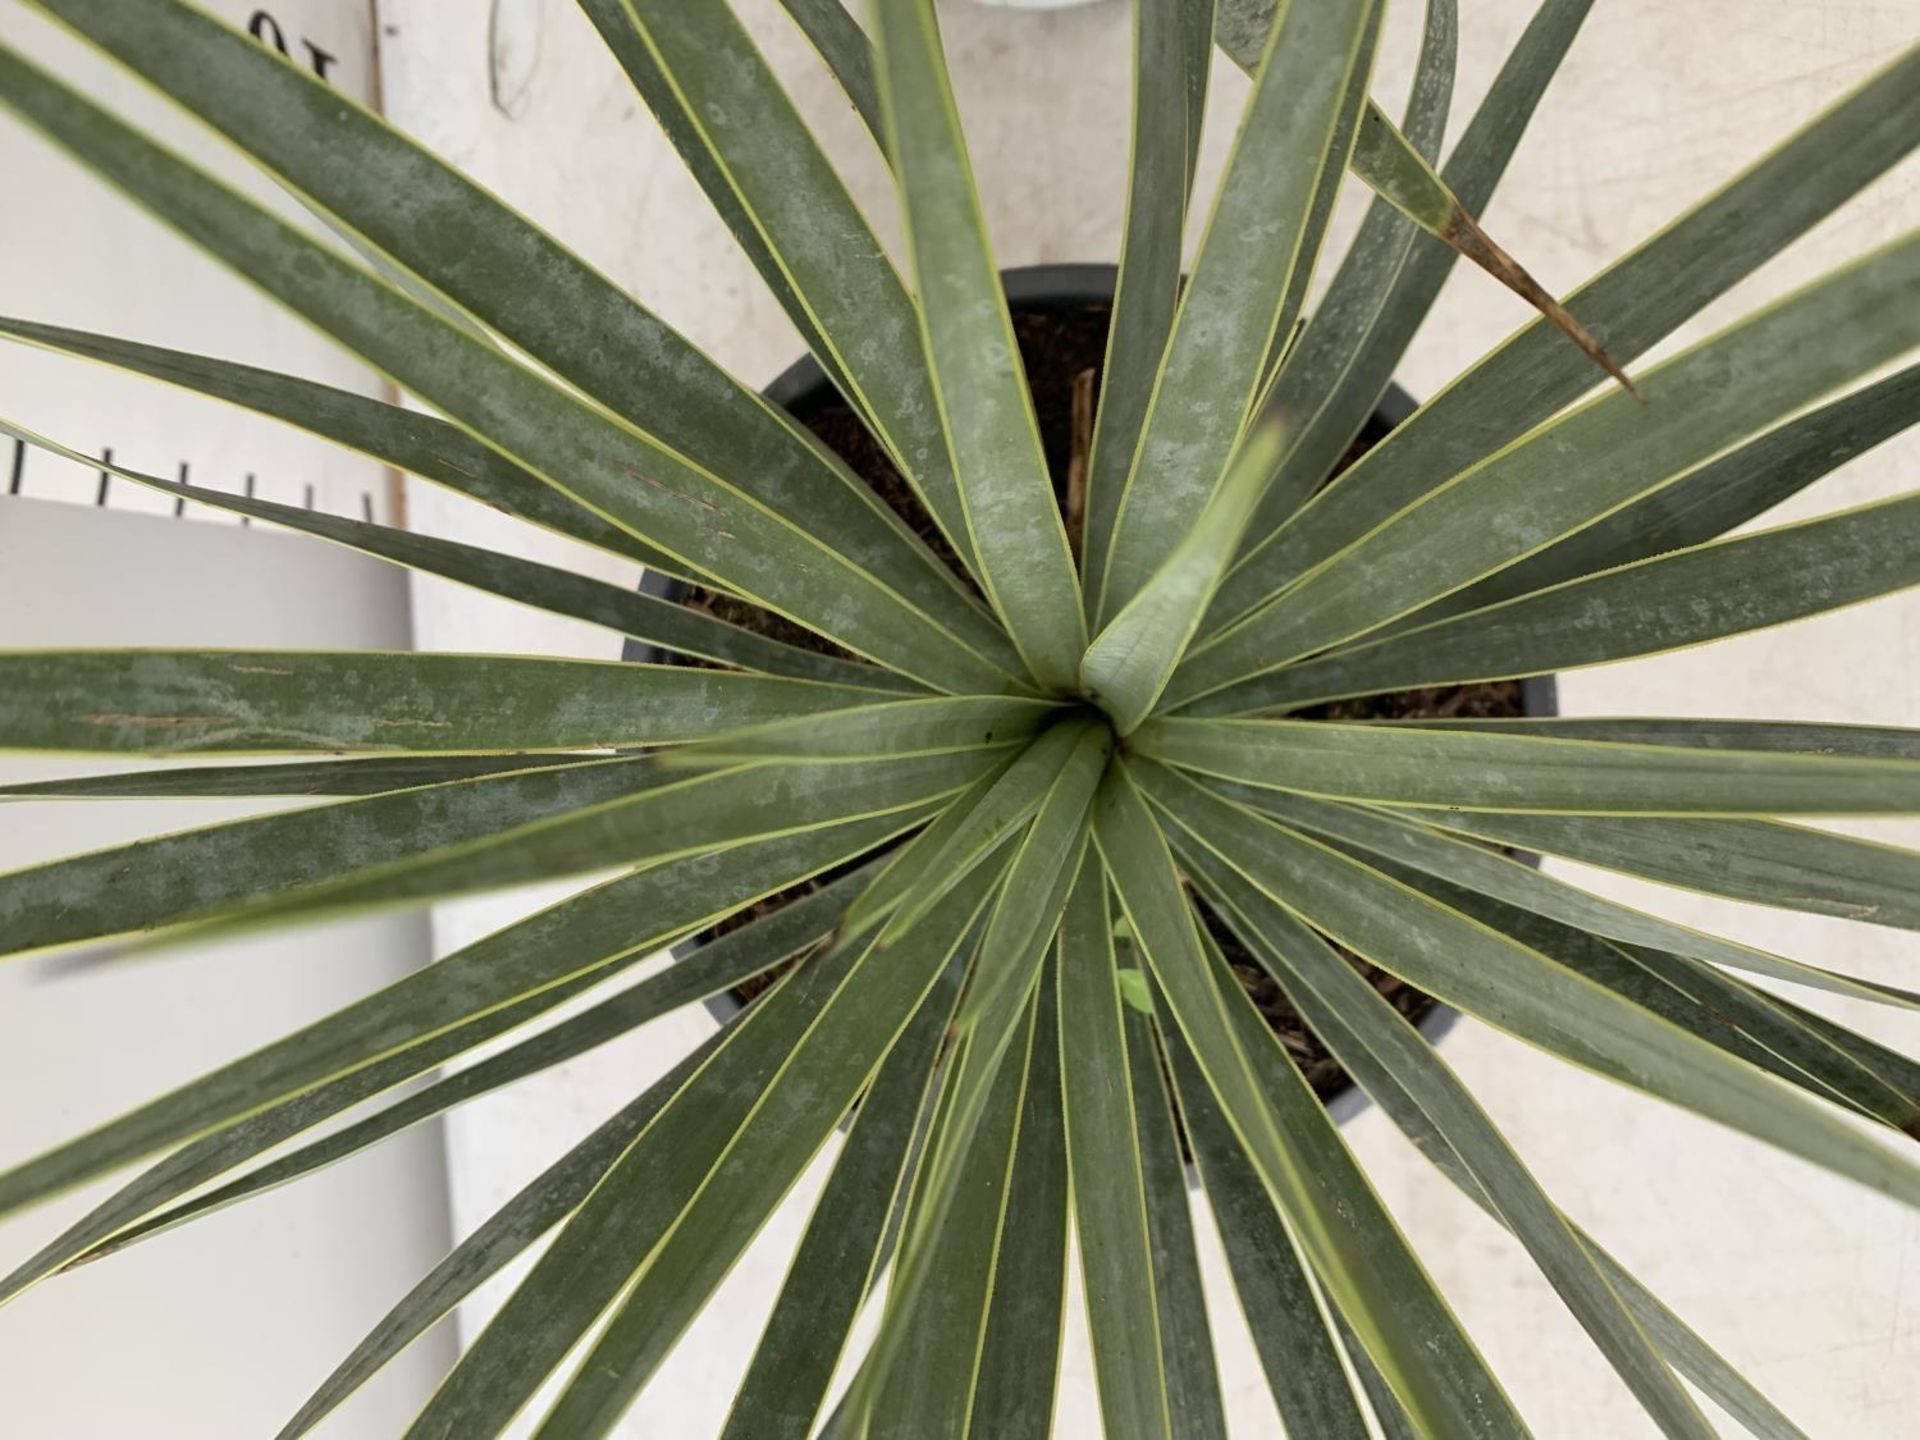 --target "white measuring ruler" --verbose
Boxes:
[0,1,397,527]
